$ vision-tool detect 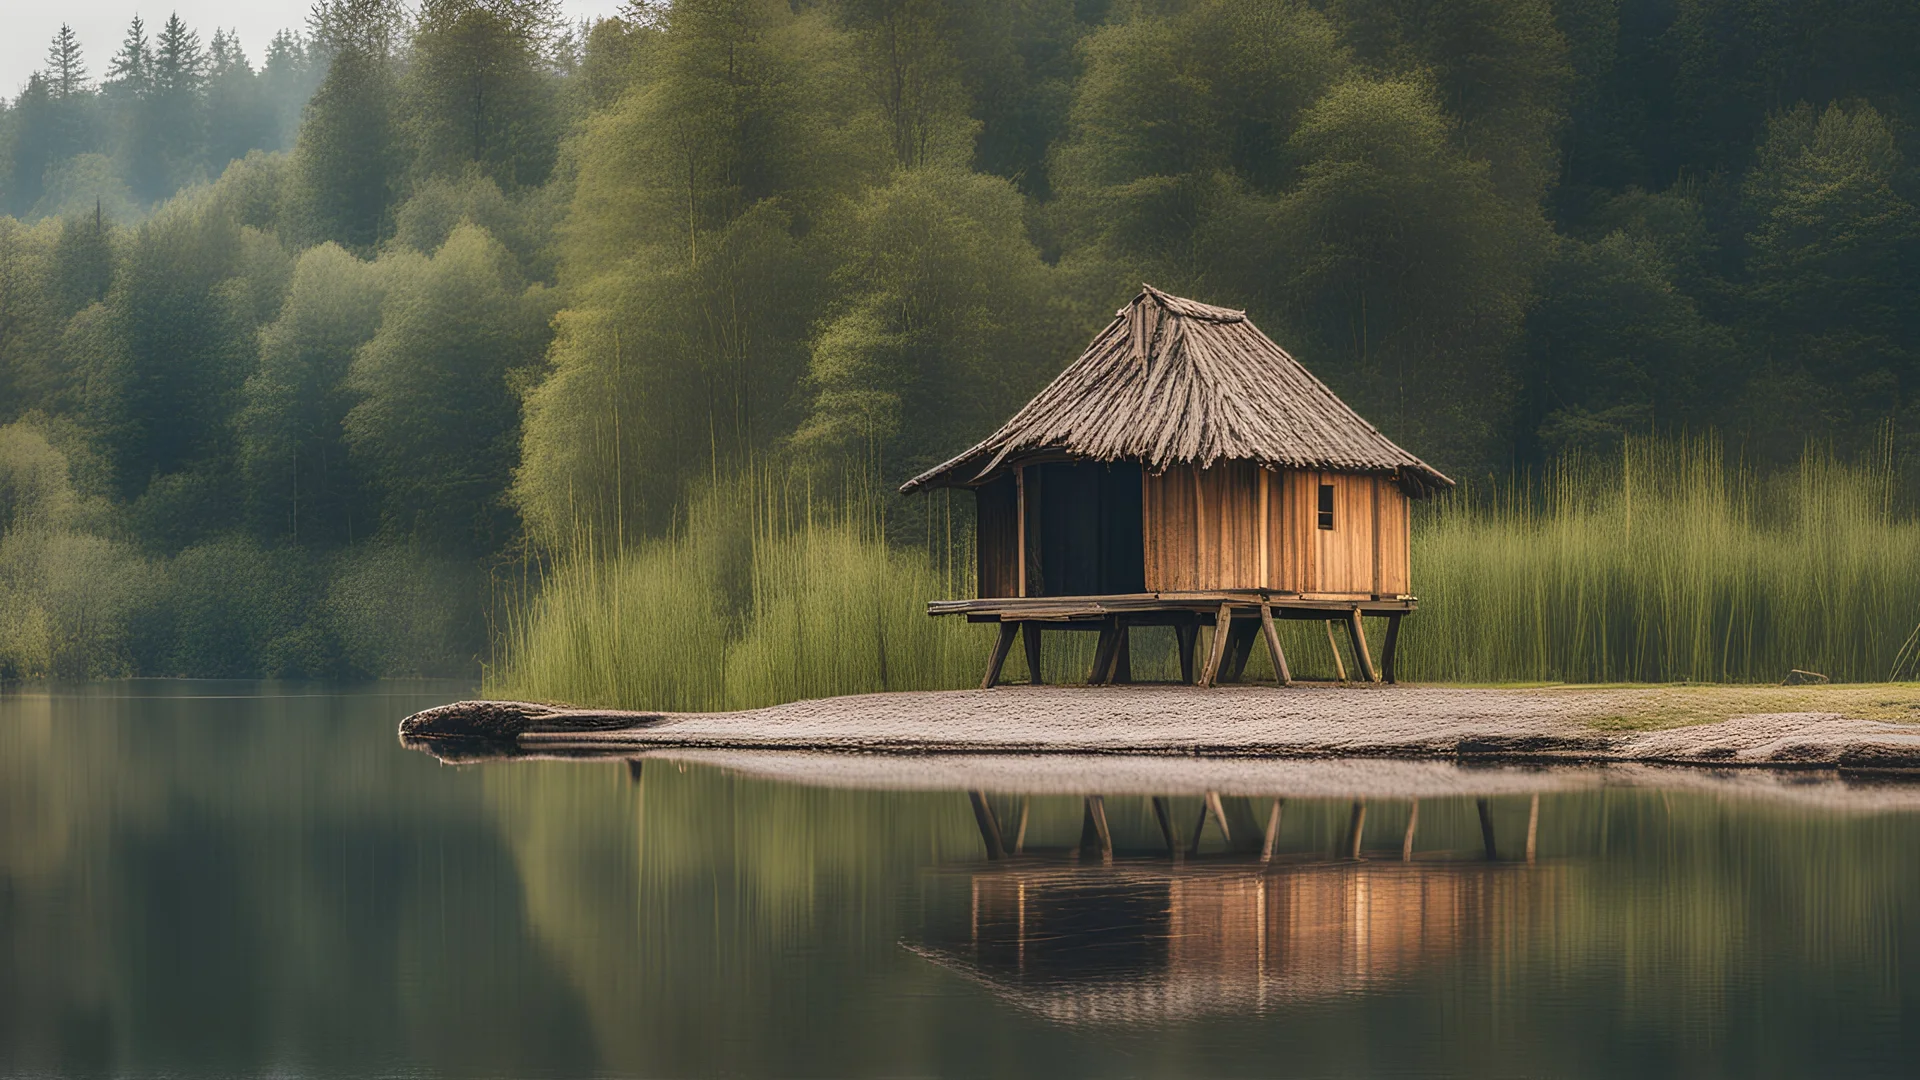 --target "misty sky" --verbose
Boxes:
[3,1,628,99]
